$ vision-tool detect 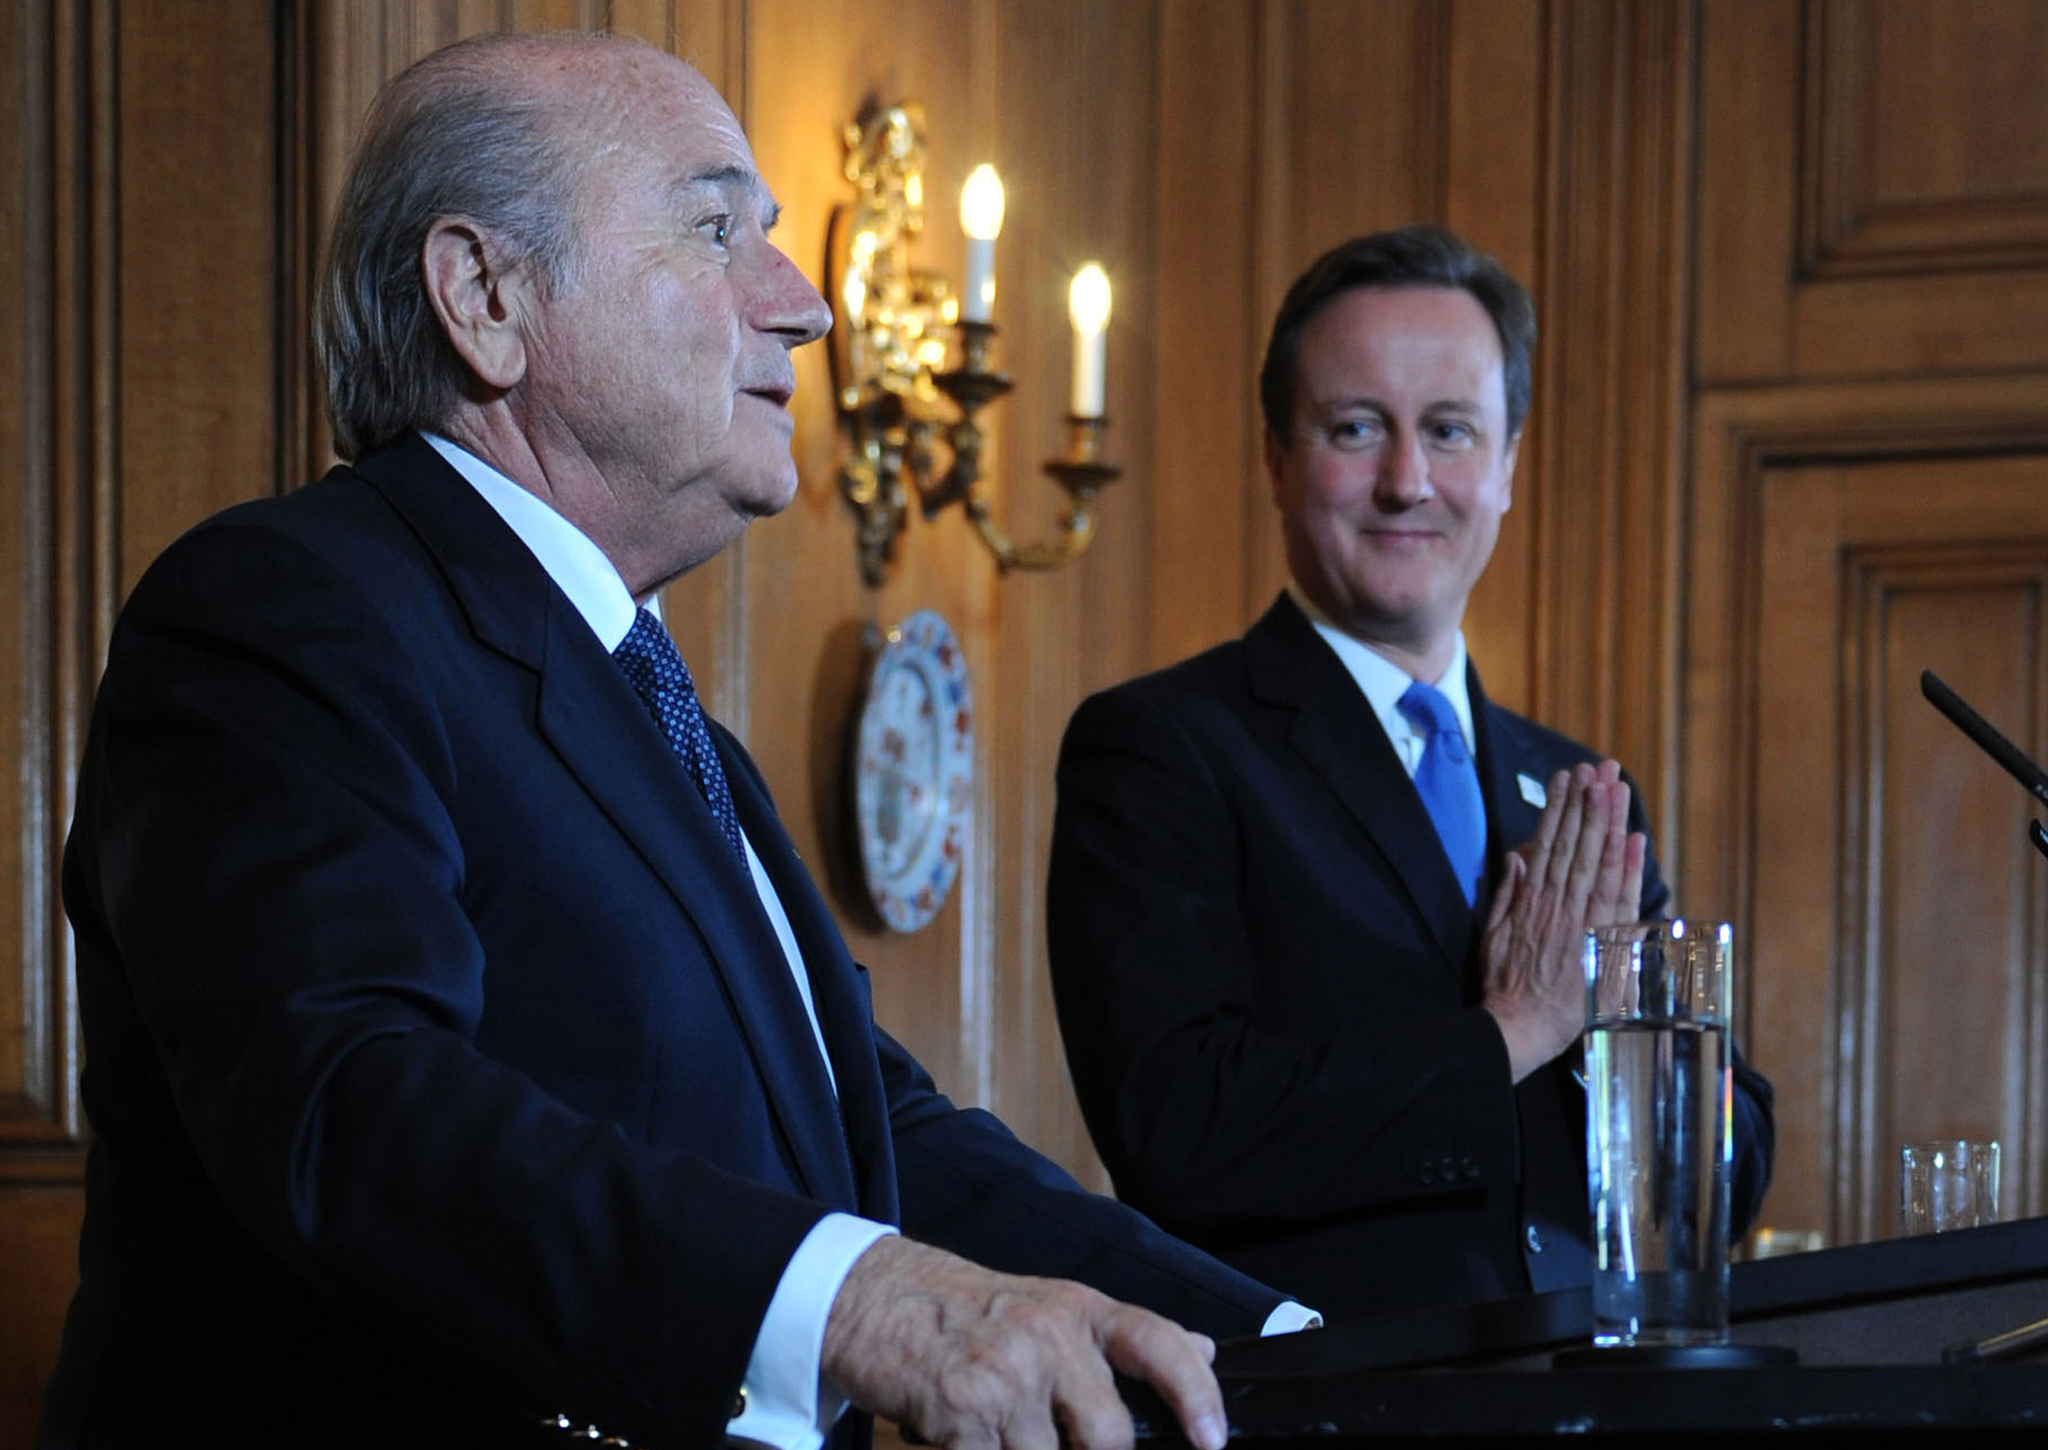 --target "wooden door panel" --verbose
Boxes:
[1837,527,2044,1243]
[1743,452,2048,1246]
[1872,566,2042,1225]
[1808,0,2048,269]
[1698,0,2048,384]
